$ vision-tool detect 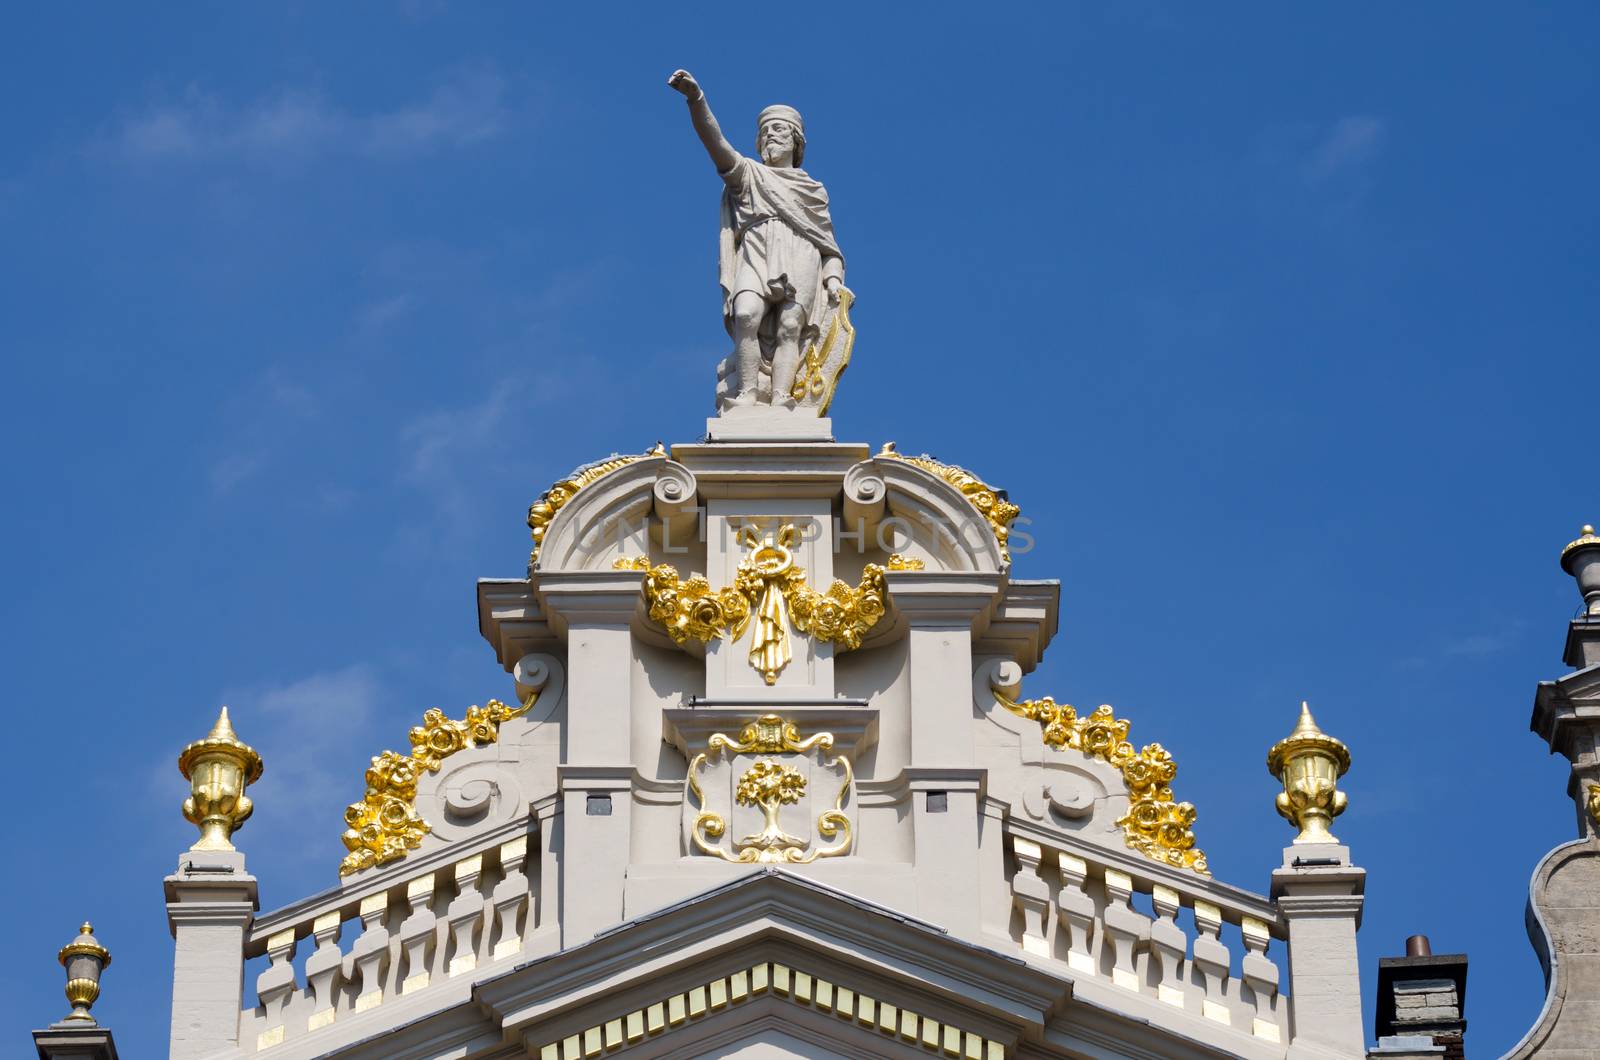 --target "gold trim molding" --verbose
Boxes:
[996,691,1209,875]
[339,697,533,876]
[527,444,667,568]
[877,443,1020,564]
[534,961,1005,1060]
[687,714,853,864]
